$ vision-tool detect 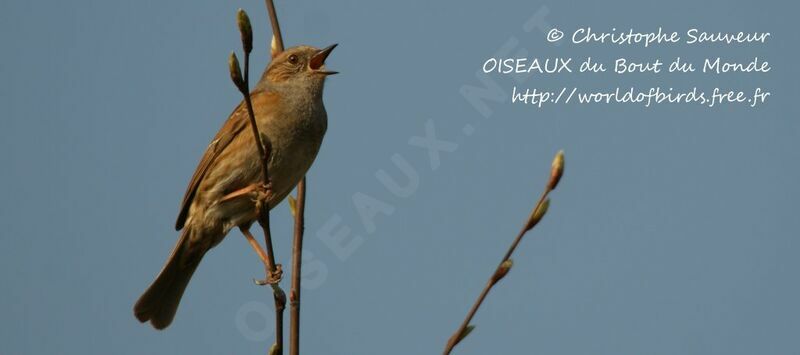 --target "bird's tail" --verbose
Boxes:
[134,228,205,329]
